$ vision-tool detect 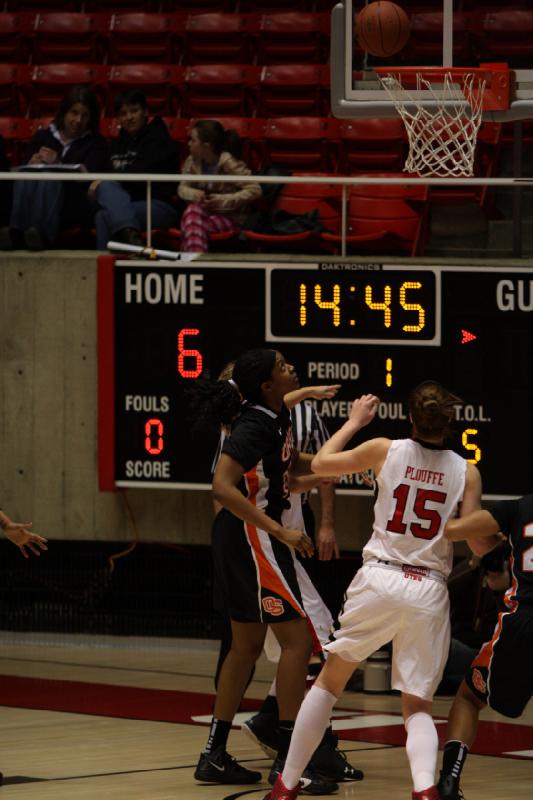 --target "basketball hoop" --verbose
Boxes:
[374,64,511,178]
